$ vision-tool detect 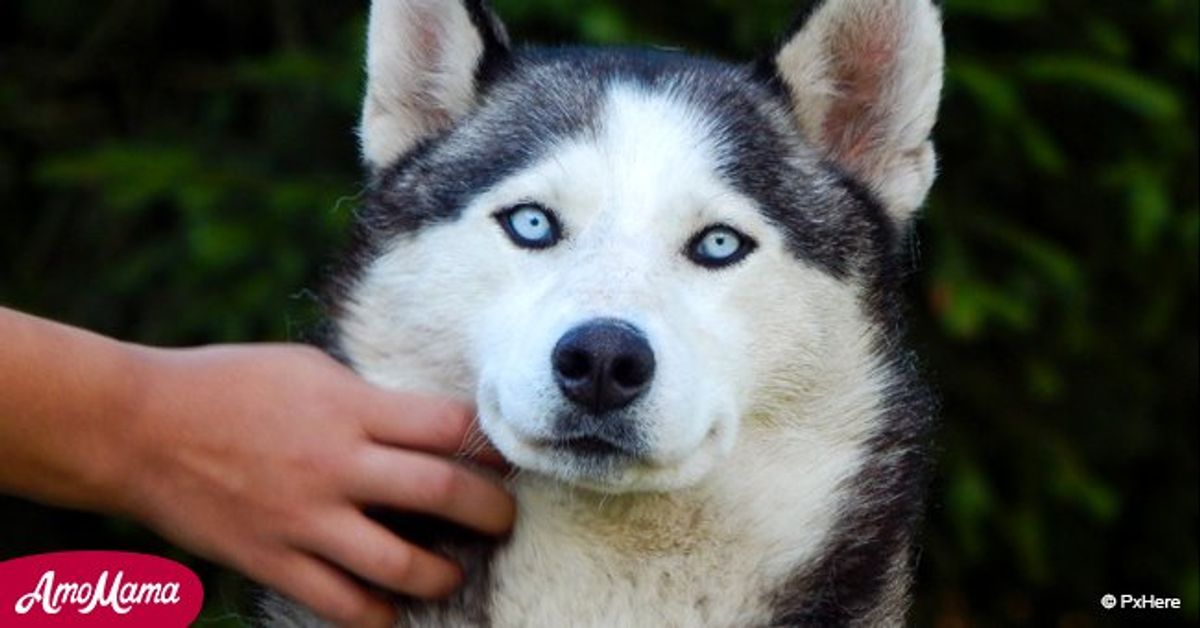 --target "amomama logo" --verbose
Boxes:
[0,551,203,627]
